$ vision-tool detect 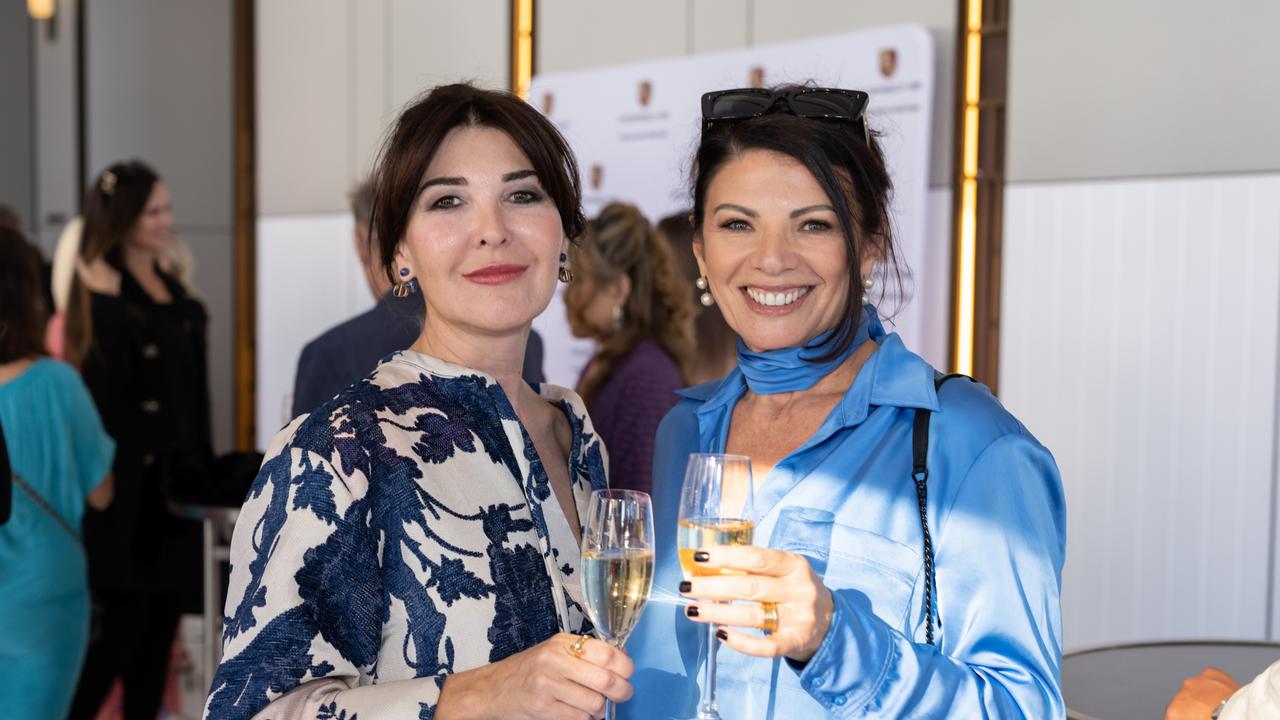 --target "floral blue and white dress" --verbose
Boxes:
[205,350,607,720]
